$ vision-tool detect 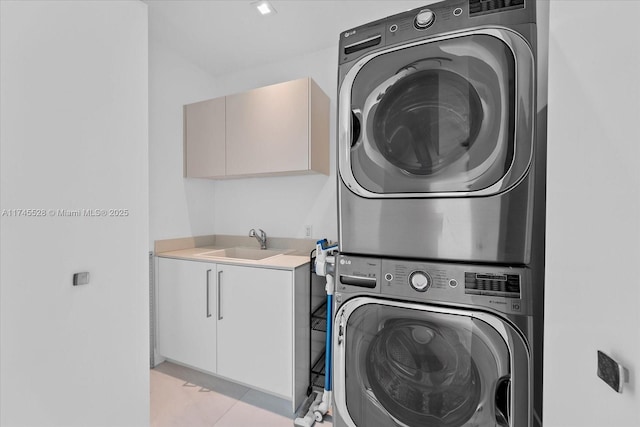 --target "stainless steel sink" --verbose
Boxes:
[196,247,288,261]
